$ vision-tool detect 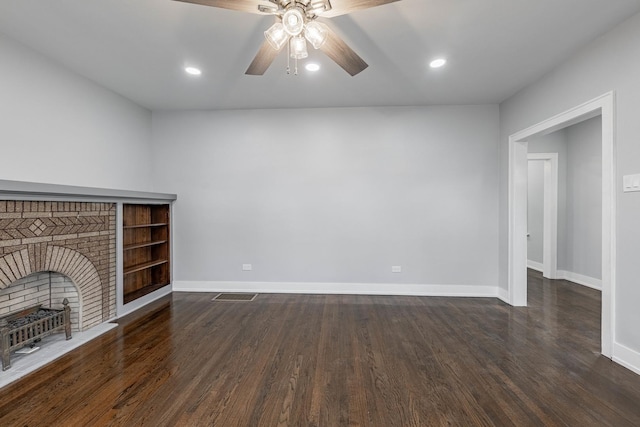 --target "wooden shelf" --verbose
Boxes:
[123,240,168,251]
[123,223,168,229]
[122,204,171,304]
[123,283,168,305]
[124,259,168,276]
